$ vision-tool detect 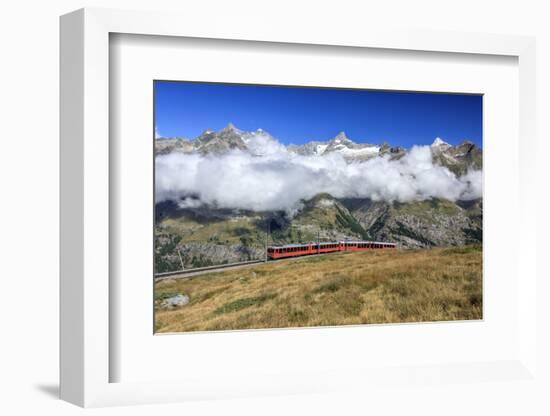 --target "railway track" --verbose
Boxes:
[154,253,326,281]
[155,259,265,281]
